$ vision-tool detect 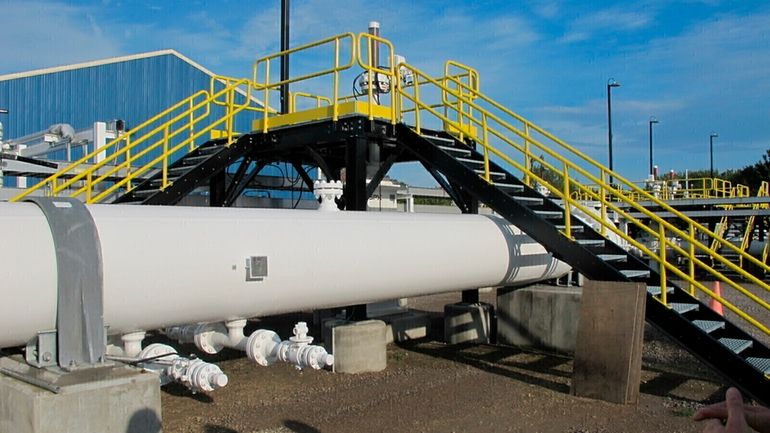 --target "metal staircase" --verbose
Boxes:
[397,124,770,404]
[112,137,251,205]
[9,30,770,404]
